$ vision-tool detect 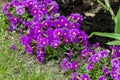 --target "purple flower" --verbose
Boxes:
[26,0,34,7]
[68,50,73,58]
[93,42,99,48]
[63,36,71,44]
[25,45,33,54]
[112,66,120,73]
[20,35,32,45]
[37,53,45,62]
[11,0,22,7]
[2,3,10,14]
[10,24,17,30]
[39,38,49,48]
[70,13,83,23]
[61,58,69,69]
[37,48,45,54]
[63,19,71,29]
[98,76,107,80]
[53,28,63,38]
[82,48,90,58]
[100,50,108,58]
[40,5,48,14]
[88,56,93,63]
[34,27,43,35]
[50,40,61,48]
[54,20,63,28]
[72,72,80,80]
[65,62,72,71]
[71,61,79,70]
[80,74,91,80]
[71,22,81,29]
[9,16,17,25]
[16,6,25,15]
[103,68,110,75]
[34,11,44,21]
[10,44,16,50]
[115,74,120,80]
[49,1,59,13]
[62,29,69,37]
[58,16,67,23]
[92,53,100,63]
[110,71,117,79]
[86,63,94,71]
[69,29,80,37]
[111,58,119,67]
[30,8,38,15]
